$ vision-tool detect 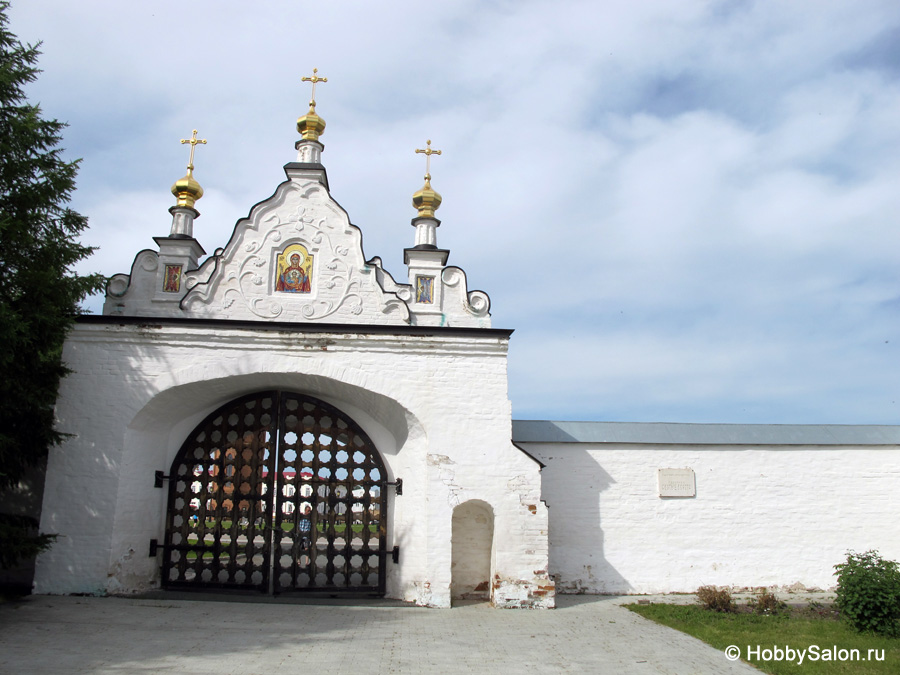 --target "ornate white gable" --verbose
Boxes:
[180,165,409,324]
[103,111,492,328]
